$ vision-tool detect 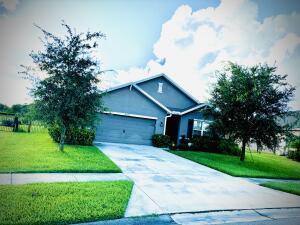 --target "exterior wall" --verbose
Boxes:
[101,86,167,134]
[178,111,205,143]
[137,76,197,111]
